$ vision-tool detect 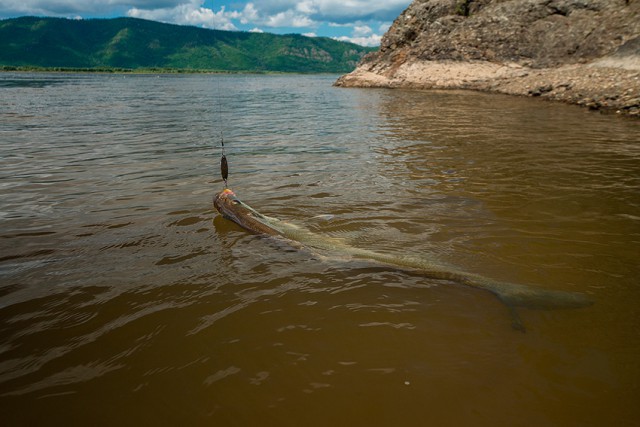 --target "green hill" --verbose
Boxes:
[0,16,375,72]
